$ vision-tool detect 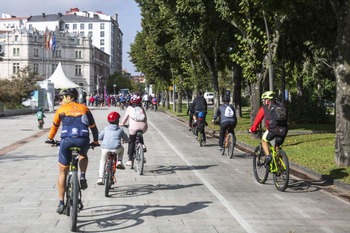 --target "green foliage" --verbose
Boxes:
[288,92,332,124]
[107,72,133,94]
[0,66,44,108]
